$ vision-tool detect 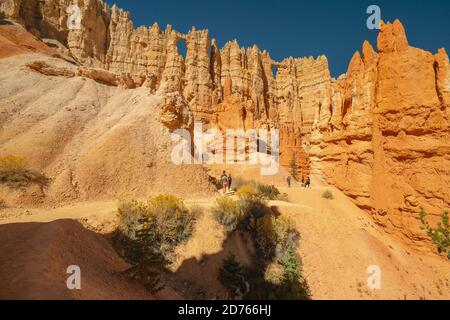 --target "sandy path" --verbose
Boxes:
[277,185,450,300]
